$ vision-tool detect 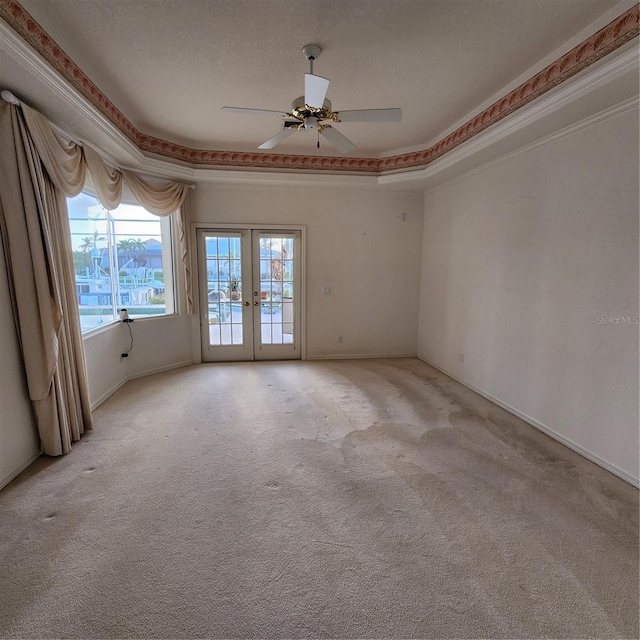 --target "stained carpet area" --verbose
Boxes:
[0,358,638,639]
